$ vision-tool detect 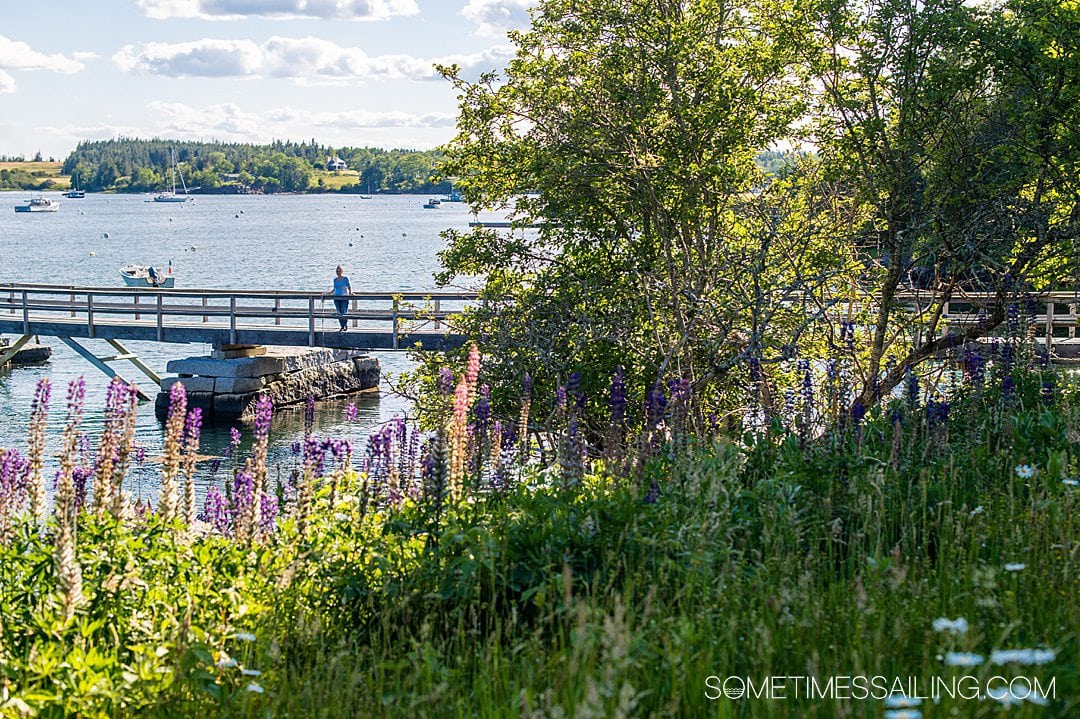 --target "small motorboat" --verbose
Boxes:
[14,197,59,213]
[422,198,442,209]
[120,263,176,288]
